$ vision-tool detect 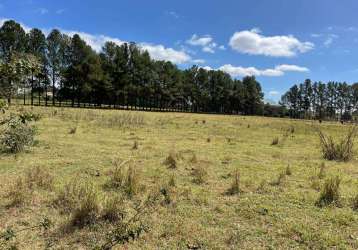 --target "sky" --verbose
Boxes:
[1,0,358,102]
